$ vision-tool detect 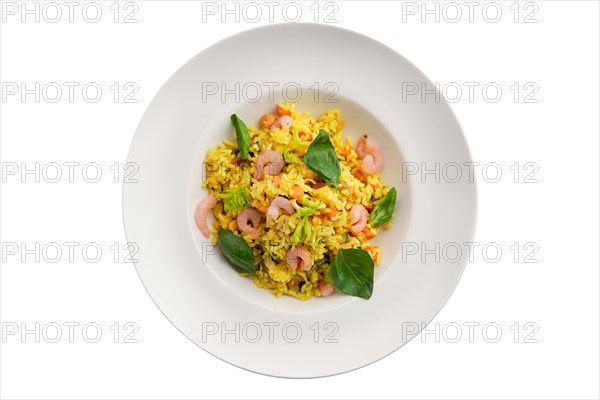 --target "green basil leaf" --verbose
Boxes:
[217,228,255,274]
[304,129,341,188]
[369,187,397,226]
[331,248,374,299]
[230,114,250,159]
